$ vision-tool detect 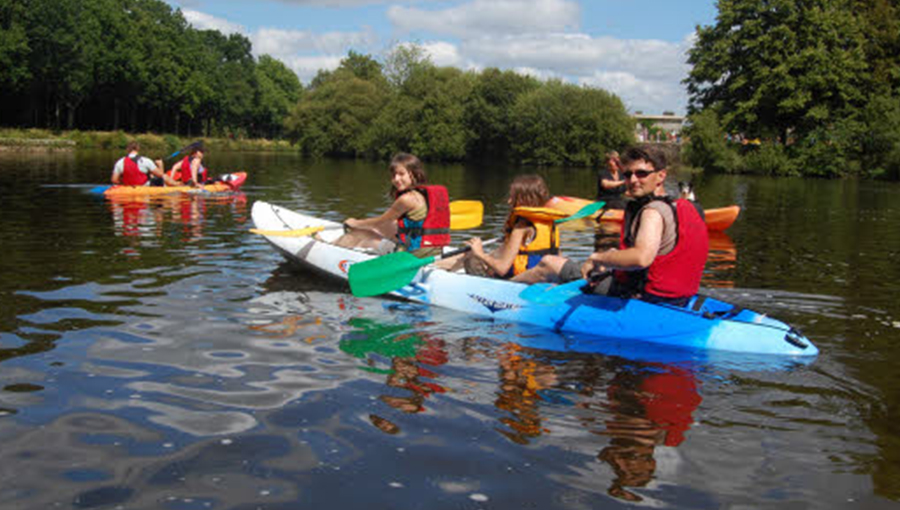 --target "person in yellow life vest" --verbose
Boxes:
[440,174,567,278]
